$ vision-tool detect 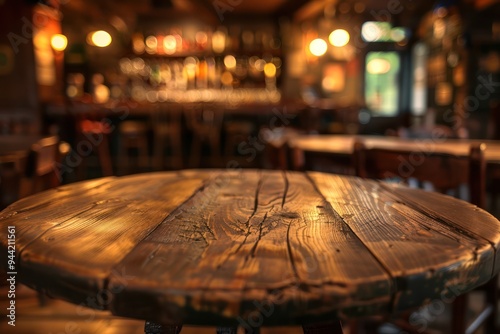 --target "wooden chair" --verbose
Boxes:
[17,136,70,306]
[352,140,497,334]
[0,160,22,209]
[118,120,150,174]
[260,127,304,170]
[151,103,183,170]
[30,136,61,194]
[289,145,354,176]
